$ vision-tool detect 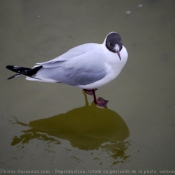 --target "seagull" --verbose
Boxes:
[6,32,128,107]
